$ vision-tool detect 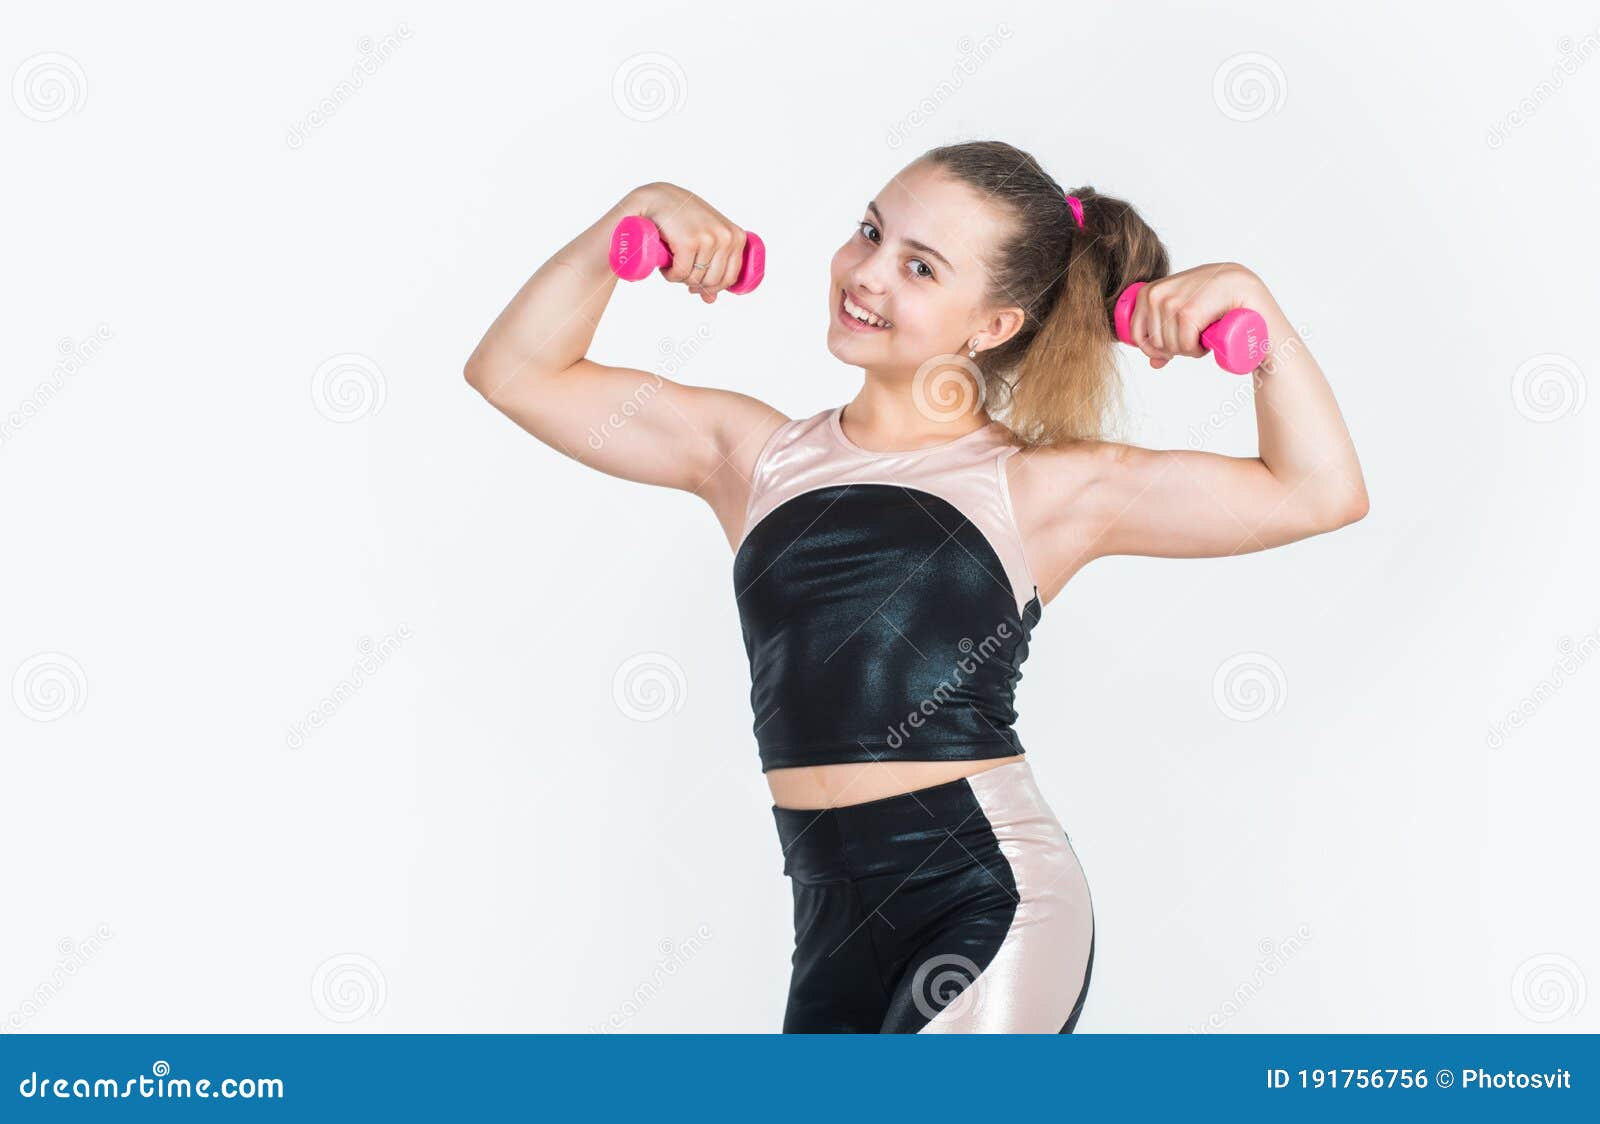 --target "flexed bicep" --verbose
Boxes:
[1080,442,1356,560]
[462,183,786,518]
